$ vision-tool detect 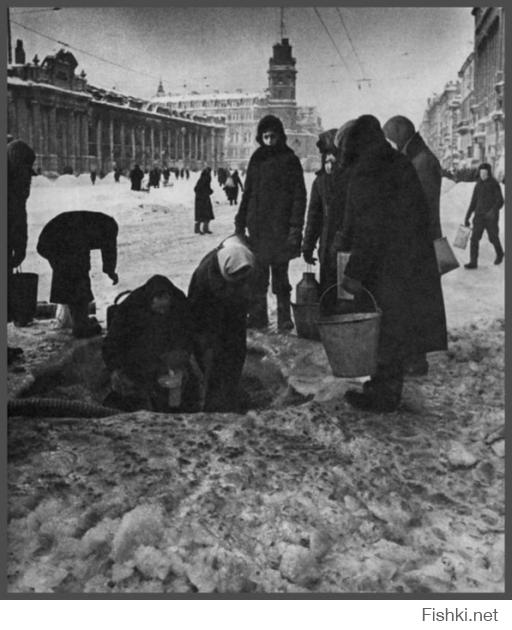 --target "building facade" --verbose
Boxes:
[7,43,226,175]
[420,7,505,179]
[150,37,322,170]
